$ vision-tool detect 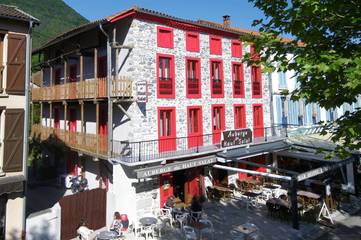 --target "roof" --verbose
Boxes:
[0,4,39,24]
